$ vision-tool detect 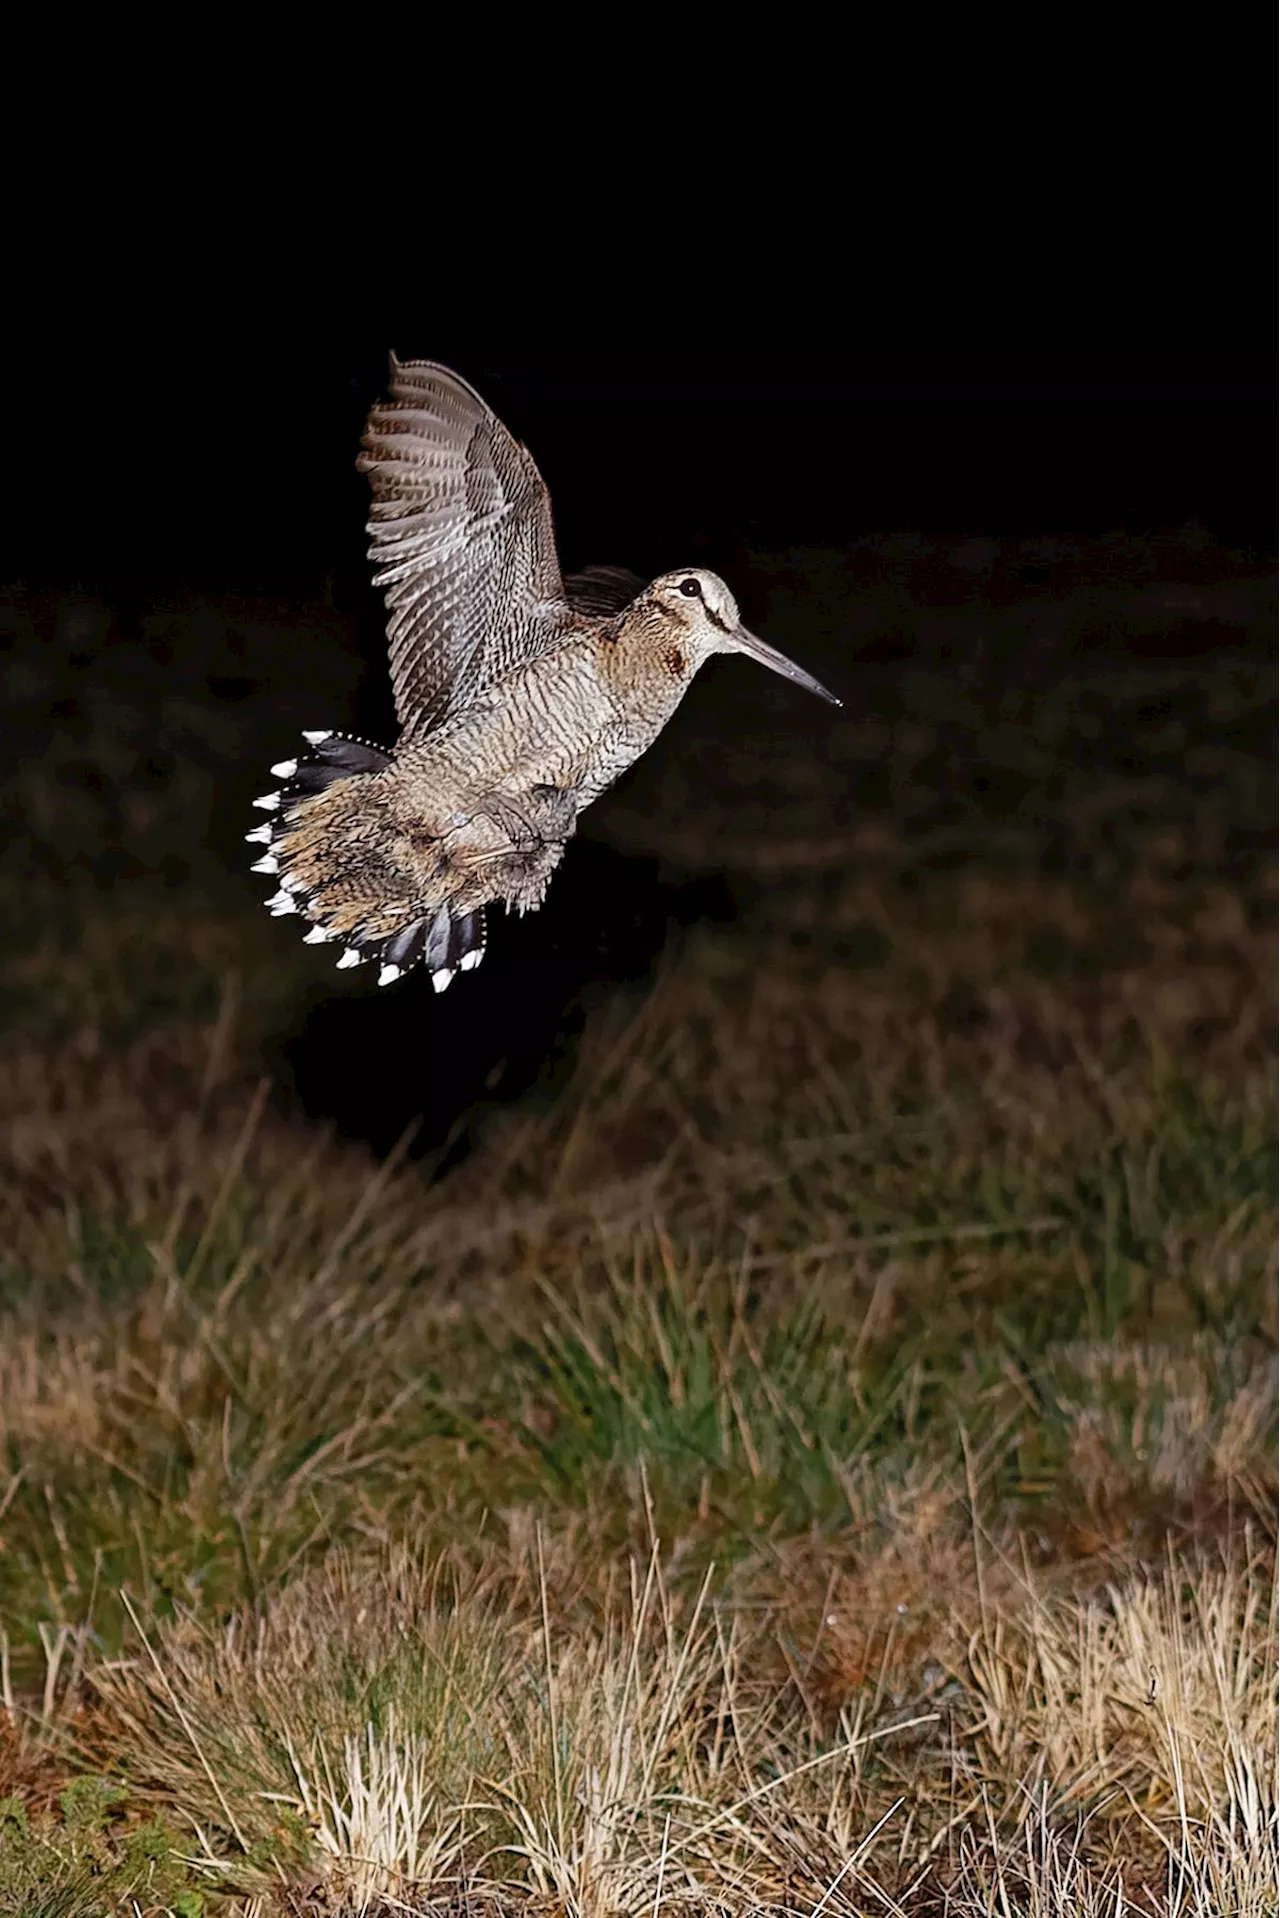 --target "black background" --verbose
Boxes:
[9,350,1273,590]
